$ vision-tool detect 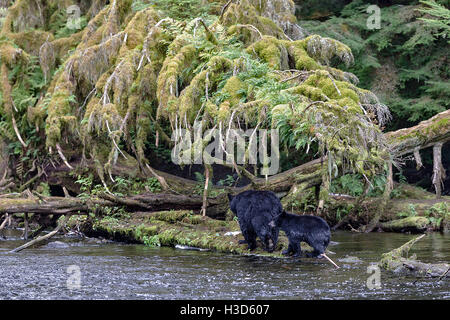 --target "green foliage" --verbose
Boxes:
[73,170,162,198]
[217,174,235,187]
[48,9,88,39]
[101,206,131,220]
[144,177,163,193]
[143,234,161,247]
[424,202,449,227]
[299,1,450,130]
[149,0,218,20]
[330,174,364,197]
[286,189,317,213]
[111,176,162,195]
[74,173,104,199]
[36,182,51,196]
[418,0,450,41]
[131,0,153,12]
[397,203,418,218]
[0,0,399,194]
[330,173,386,197]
